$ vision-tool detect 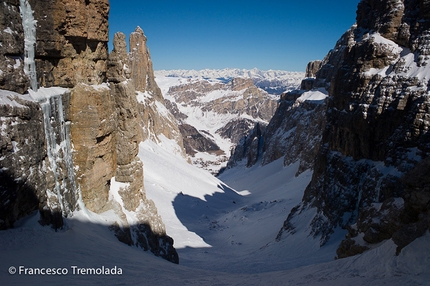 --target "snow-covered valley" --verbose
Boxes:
[1,135,429,285]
